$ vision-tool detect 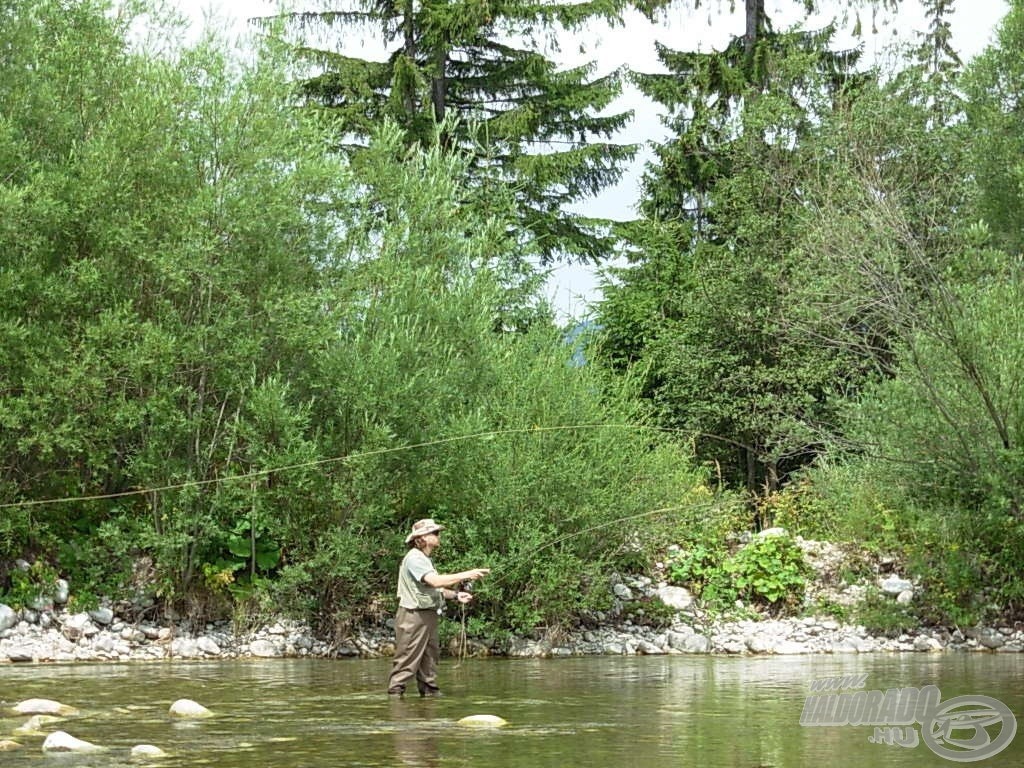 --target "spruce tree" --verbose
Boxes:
[275,0,637,264]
